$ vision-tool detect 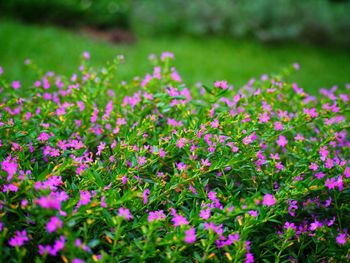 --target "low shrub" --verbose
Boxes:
[0,54,349,262]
